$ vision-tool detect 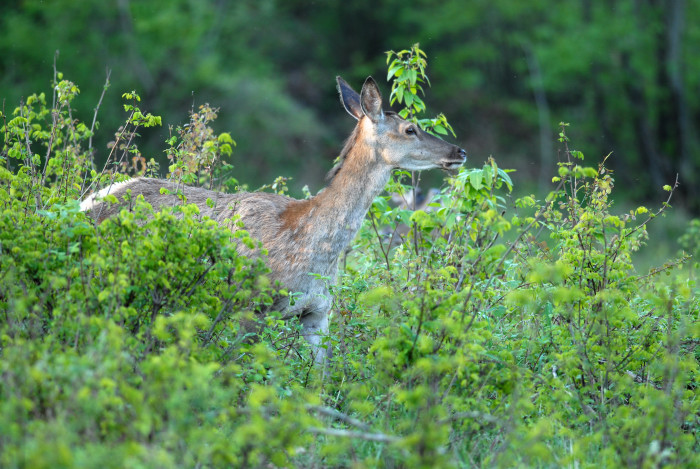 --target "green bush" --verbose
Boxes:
[1,53,697,468]
[0,75,318,468]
